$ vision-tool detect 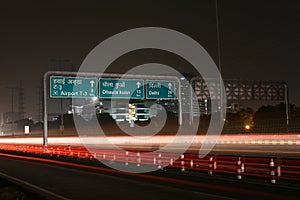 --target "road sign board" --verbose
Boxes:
[99,78,144,99]
[50,76,98,98]
[146,80,176,99]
